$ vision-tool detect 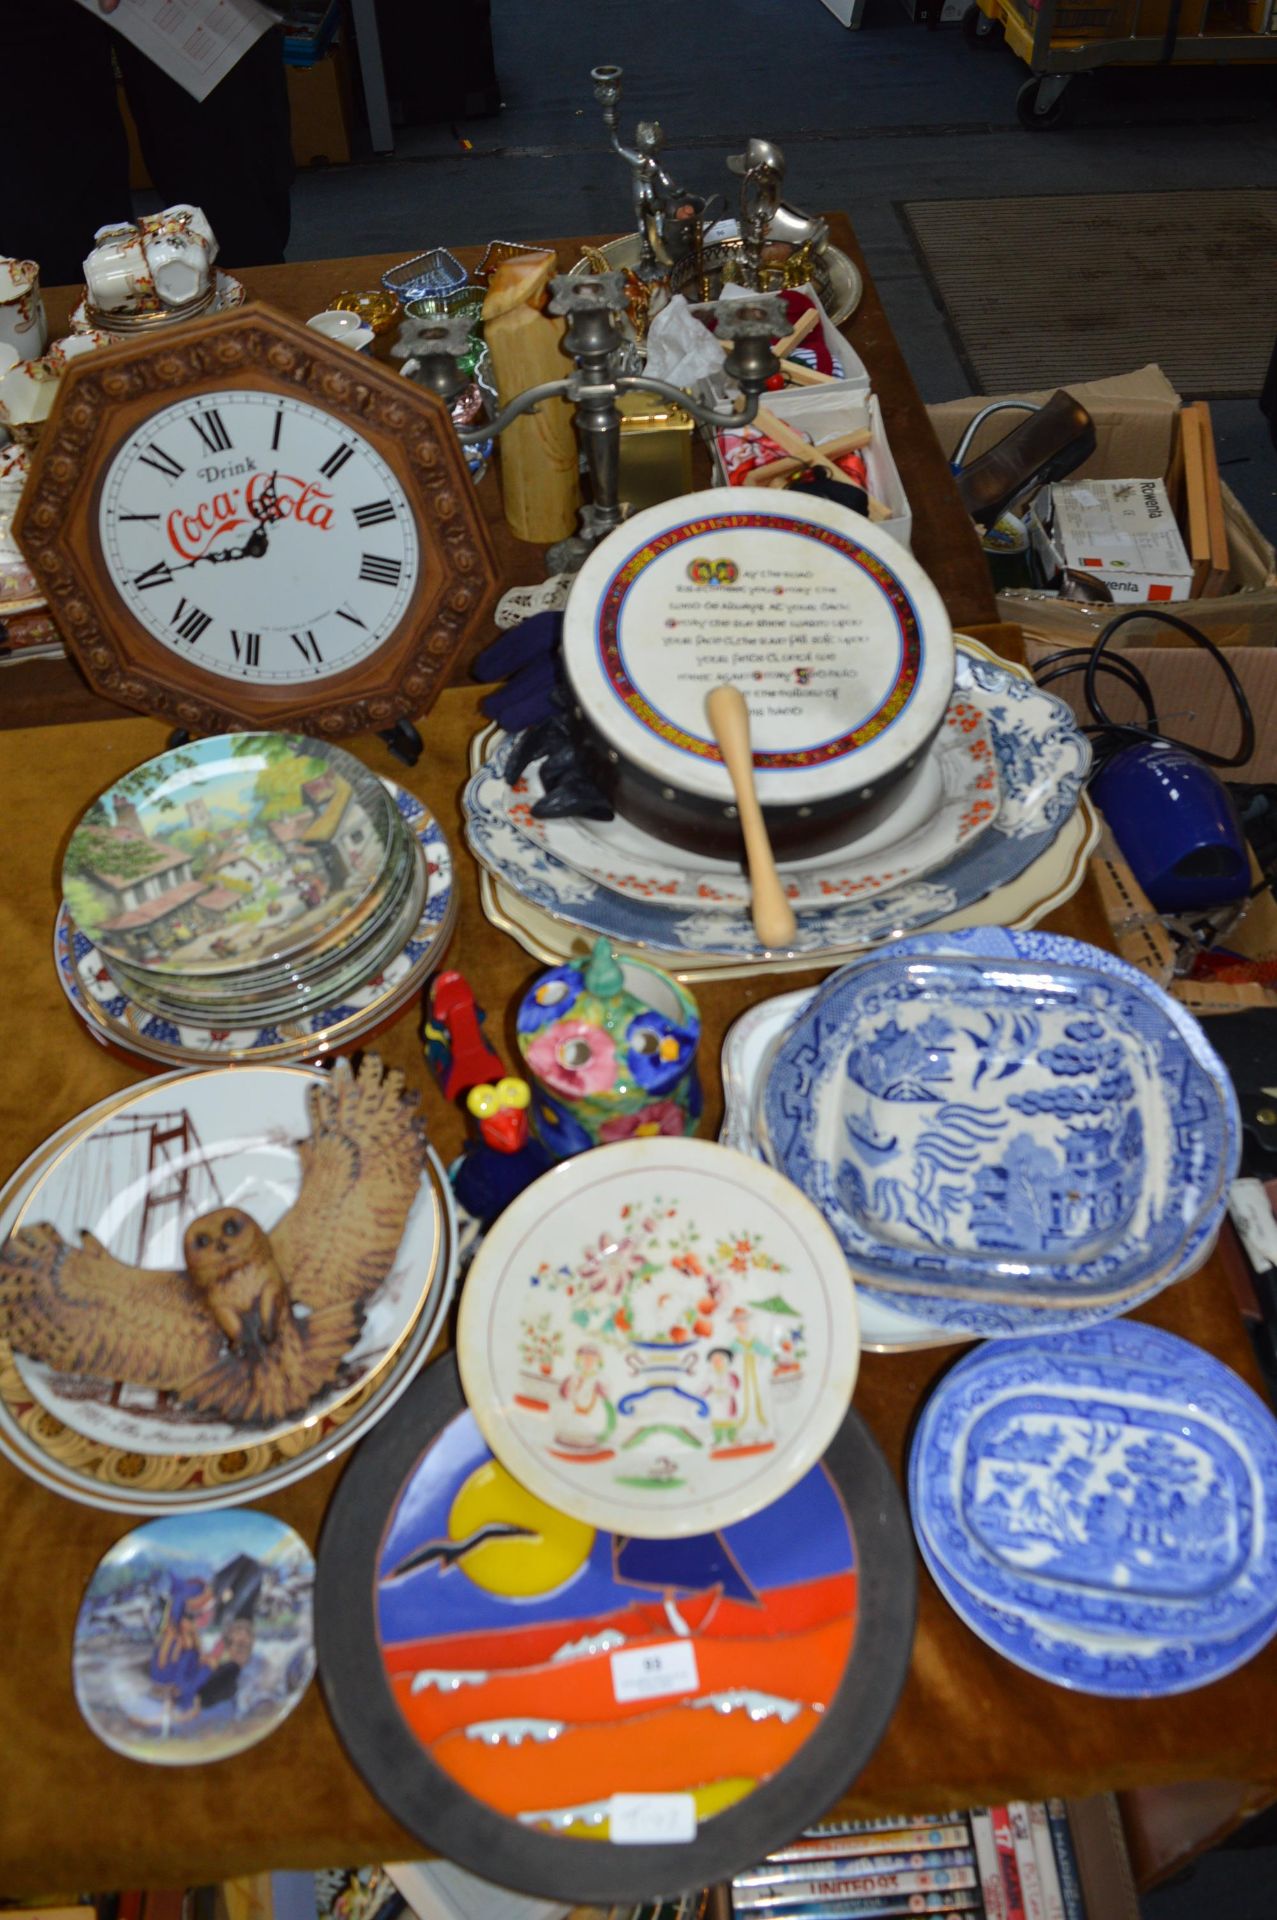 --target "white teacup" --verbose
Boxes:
[139,203,217,309]
[0,356,61,447]
[0,258,47,362]
[307,309,375,351]
[84,222,153,314]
